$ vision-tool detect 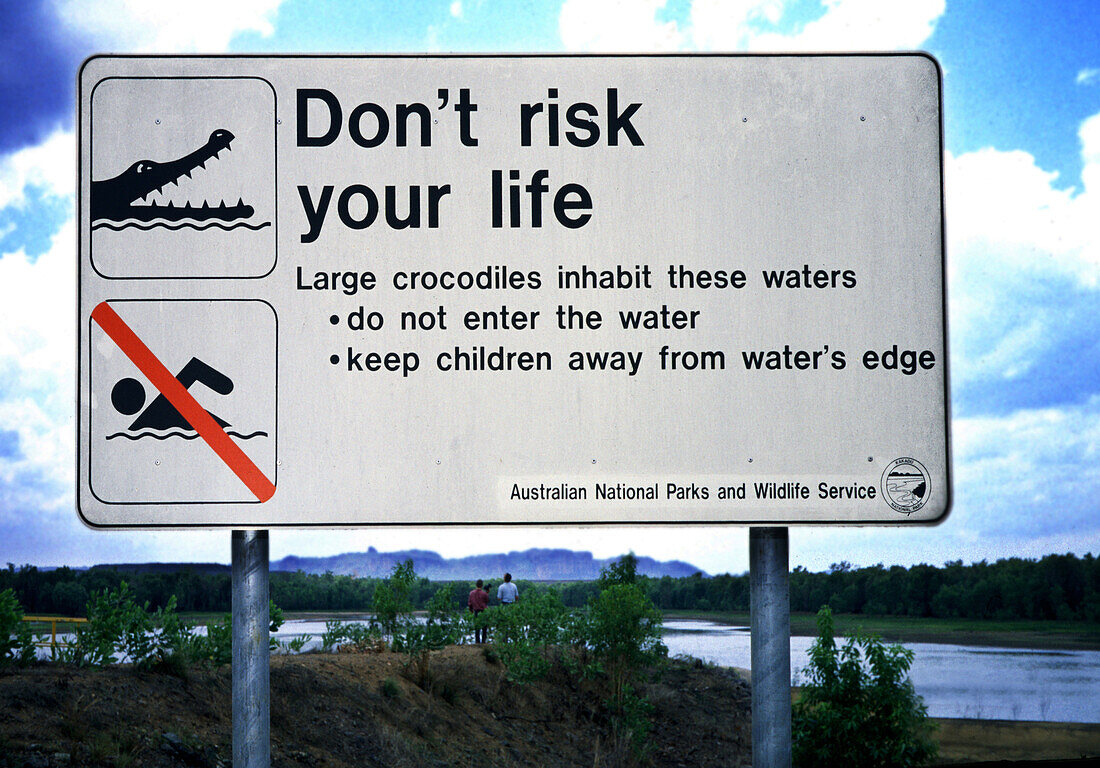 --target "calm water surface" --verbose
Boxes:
[271,617,1100,722]
[271,617,1099,722]
[660,619,1100,723]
